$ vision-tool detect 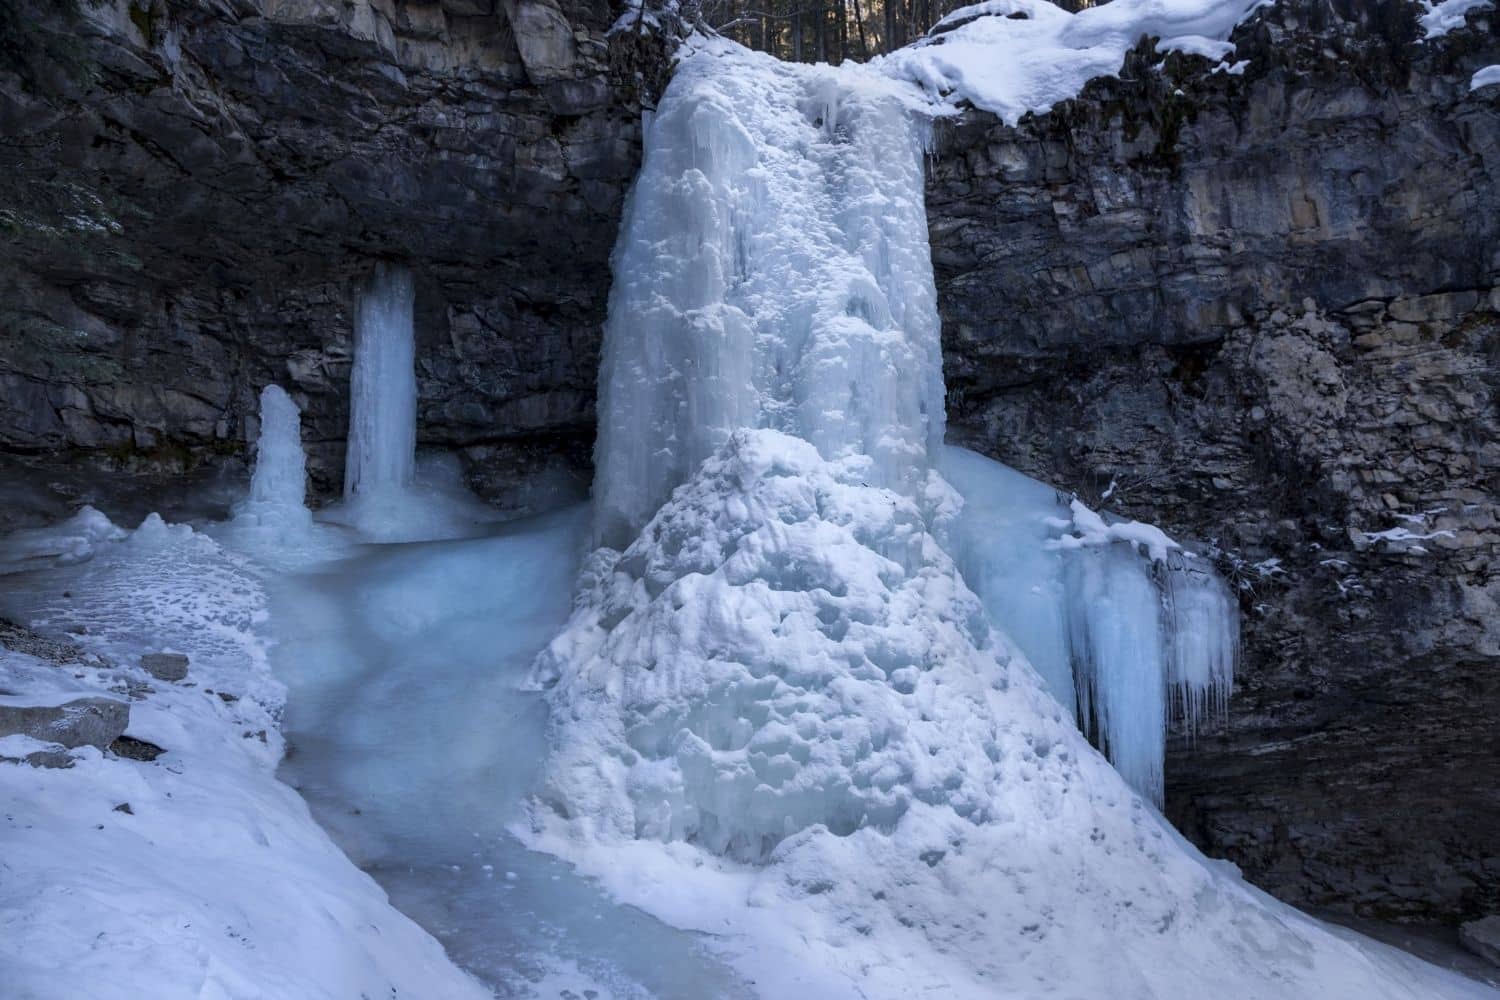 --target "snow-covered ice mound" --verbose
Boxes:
[529,429,1494,999]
